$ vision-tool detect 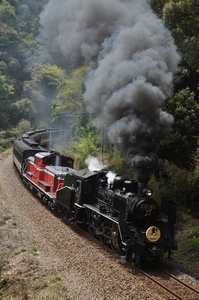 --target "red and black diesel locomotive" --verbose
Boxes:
[13,129,177,266]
